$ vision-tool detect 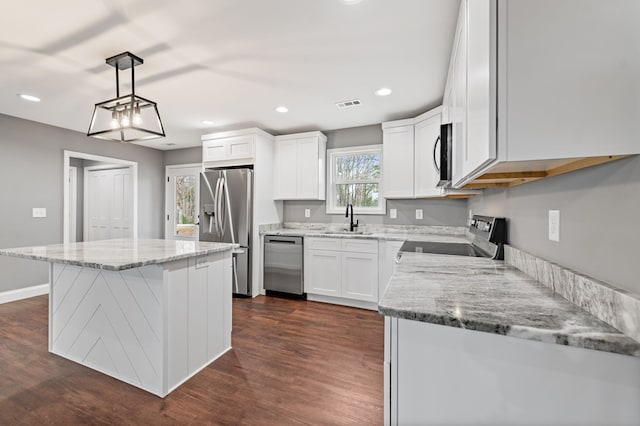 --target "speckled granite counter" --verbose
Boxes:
[0,238,235,271]
[379,252,640,358]
[262,223,468,243]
